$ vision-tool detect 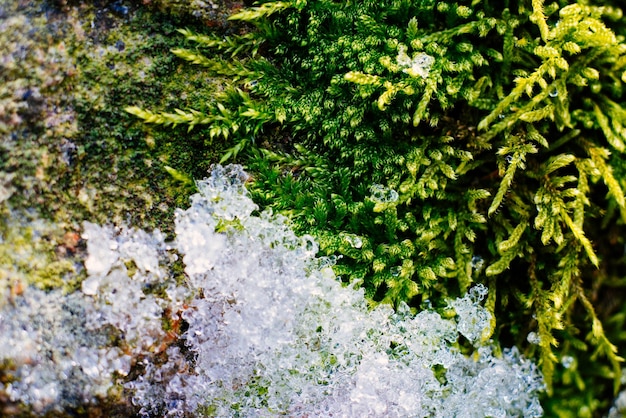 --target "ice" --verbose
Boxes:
[0,290,133,412]
[81,274,100,295]
[471,254,485,271]
[396,44,435,78]
[370,183,399,203]
[449,284,493,344]
[527,332,541,345]
[0,165,545,417]
[129,166,543,417]
[561,355,575,369]
[0,221,176,412]
[608,389,626,418]
[82,222,119,276]
[343,233,363,248]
